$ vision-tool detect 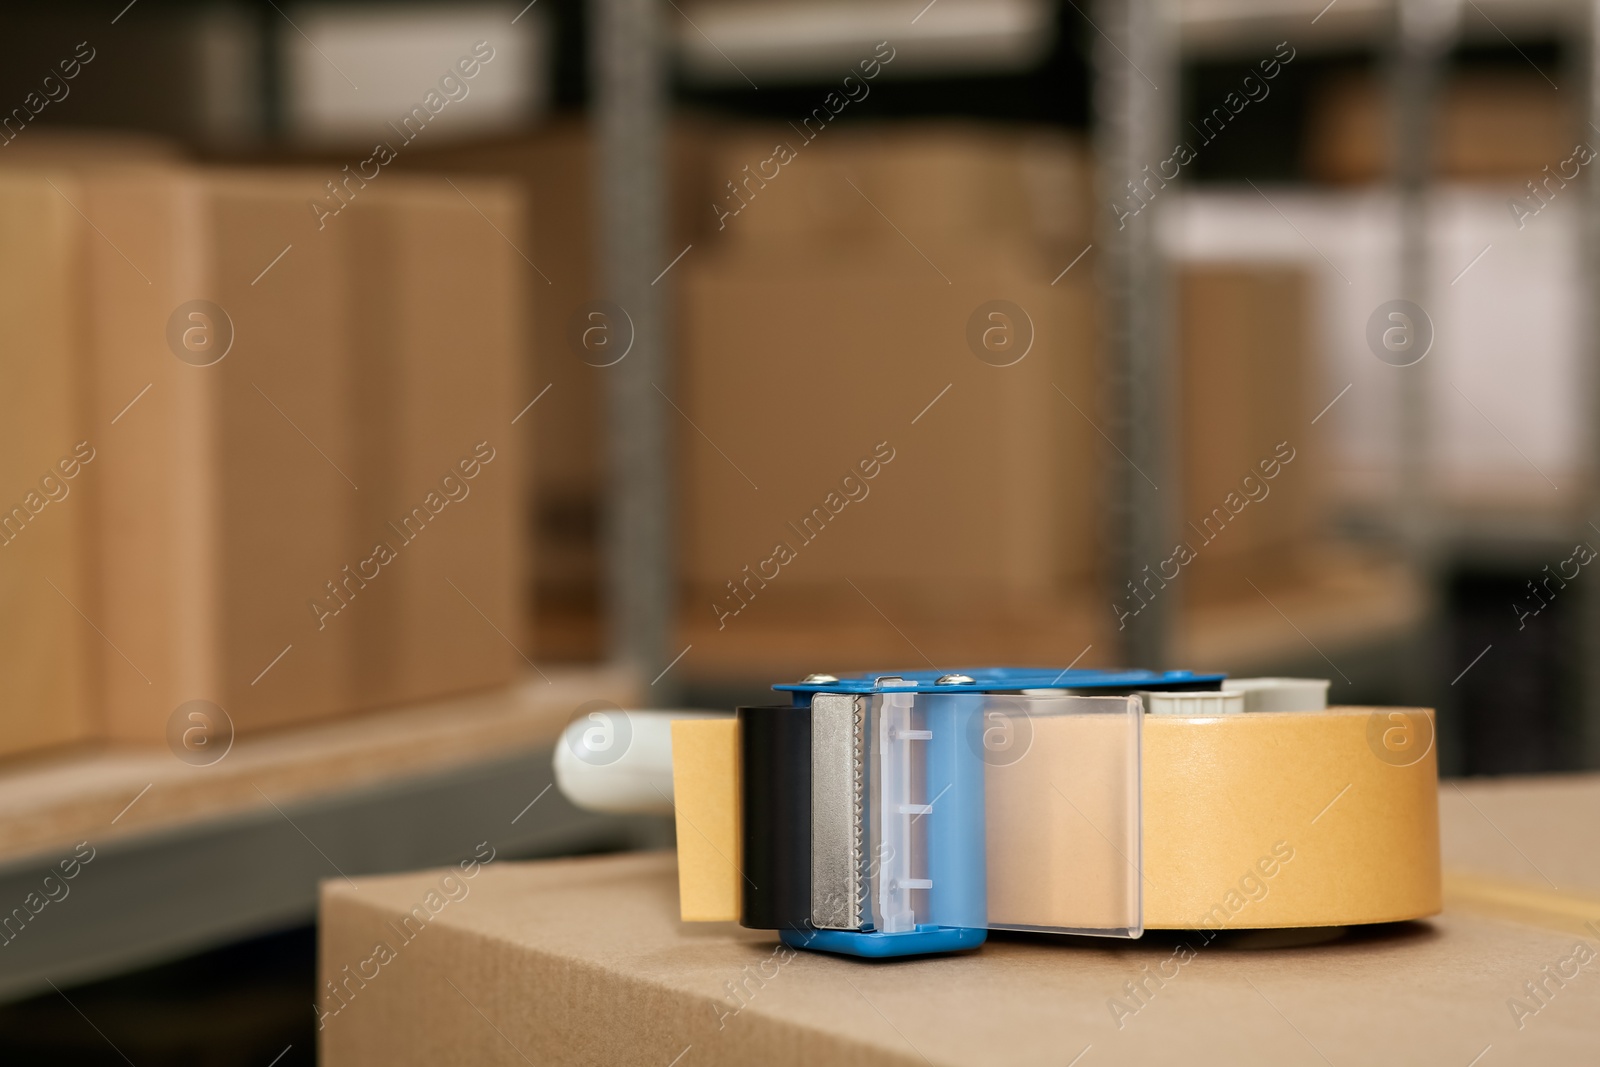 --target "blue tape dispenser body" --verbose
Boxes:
[740,667,1224,958]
